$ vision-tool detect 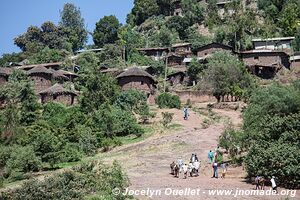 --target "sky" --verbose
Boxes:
[0,0,134,55]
